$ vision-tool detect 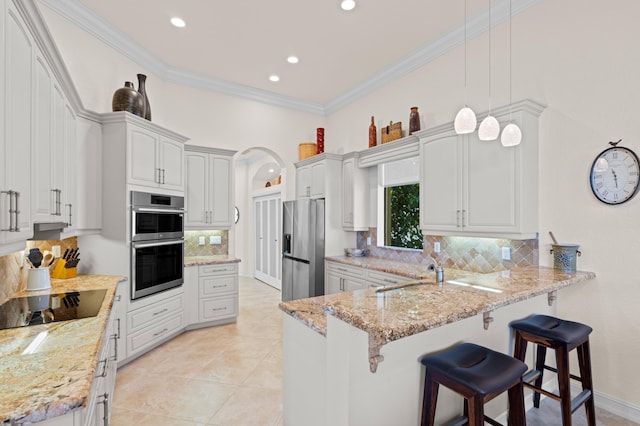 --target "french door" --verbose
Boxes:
[254,193,282,289]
